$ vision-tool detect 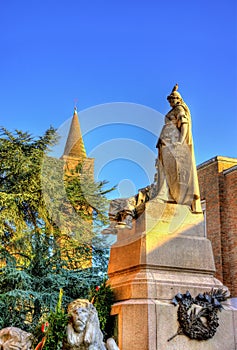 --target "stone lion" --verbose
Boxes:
[64,299,119,350]
[0,327,33,350]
